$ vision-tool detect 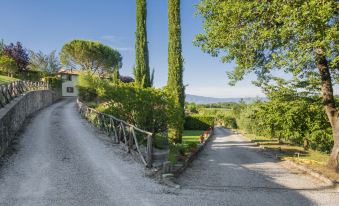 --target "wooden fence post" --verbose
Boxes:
[146,134,153,168]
